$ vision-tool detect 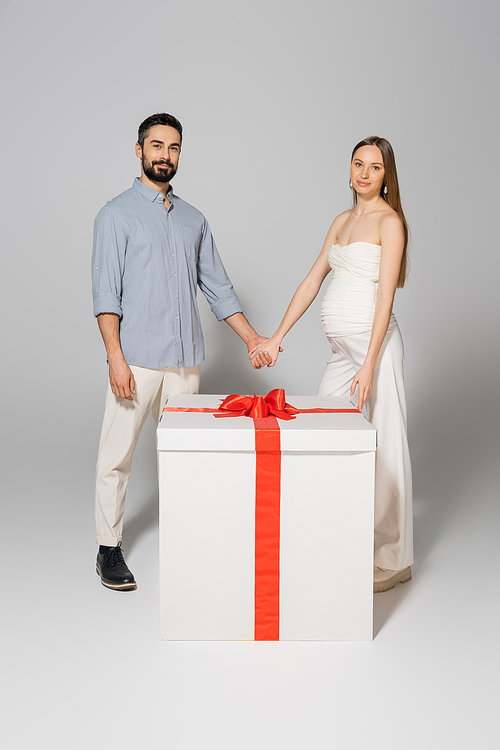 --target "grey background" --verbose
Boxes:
[1,0,498,748]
